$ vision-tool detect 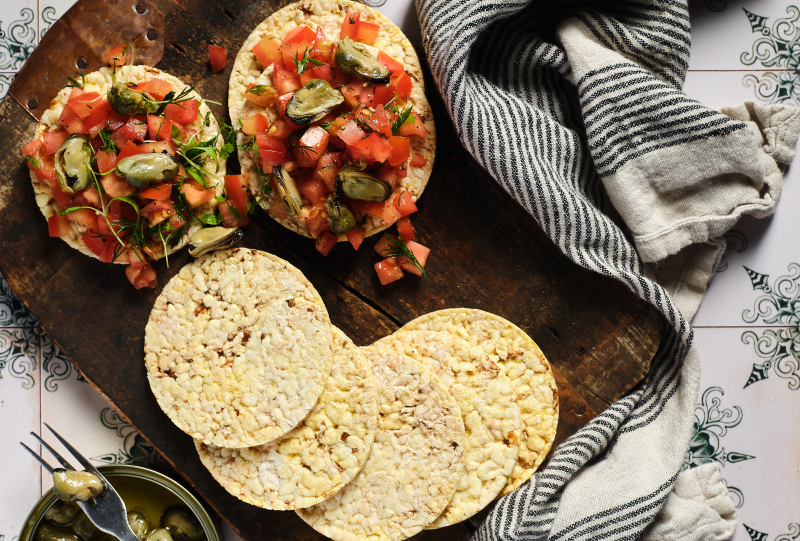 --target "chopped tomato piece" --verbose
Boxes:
[42,131,69,155]
[315,231,338,256]
[315,26,327,42]
[281,40,311,71]
[393,72,413,99]
[141,199,176,227]
[60,105,85,134]
[396,216,415,242]
[284,25,317,45]
[387,136,410,167]
[84,101,114,137]
[156,118,178,142]
[50,182,74,208]
[274,63,302,95]
[313,152,344,191]
[252,36,282,67]
[140,78,174,101]
[68,90,102,120]
[48,215,71,237]
[294,126,329,168]
[23,139,42,157]
[209,44,228,73]
[164,100,198,125]
[107,44,132,67]
[345,226,366,250]
[329,66,350,87]
[356,21,380,43]
[180,180,216,207]
[268,120,295,139]
[395,191,418,216]
[374,233,397,257]
[397,240,430,276]
[244,83,277,107]
[242,113,270,136]
[256,134,286,152]
[260,148,285,169]
[410,153,427,167]
[120,116,148,142]
[368,133,393,163]
[220,200,249,227]
[117,140,146,160]
[338,120,366,145]
[224,175,249,217]
[378,51,403,74]
[300,63,331,86]
[311,38,332,63]
[126,264,157,289]
[297,176,329,206]
[341,12,360,39]
[399,112,428,137]
[111,126,134,150]
[138,140,176,155]
[374,104,392,136]
[67,208,99,231]
[374,258,403,285]
[138,183,172,200]
[339,82,362,108]
[96,150,118,173]
[376,165,398,187]
[83,229,118,262]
